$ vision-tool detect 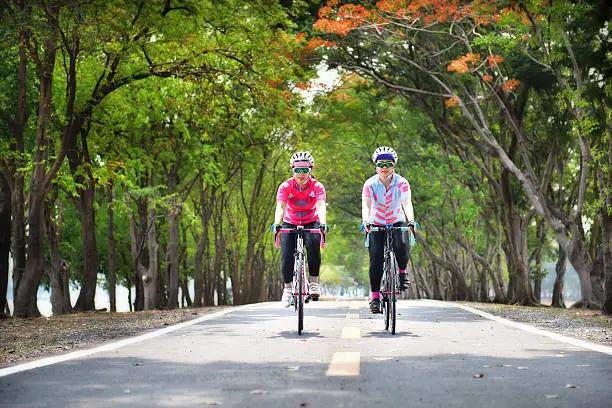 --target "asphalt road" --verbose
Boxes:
[1,299,611,407]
